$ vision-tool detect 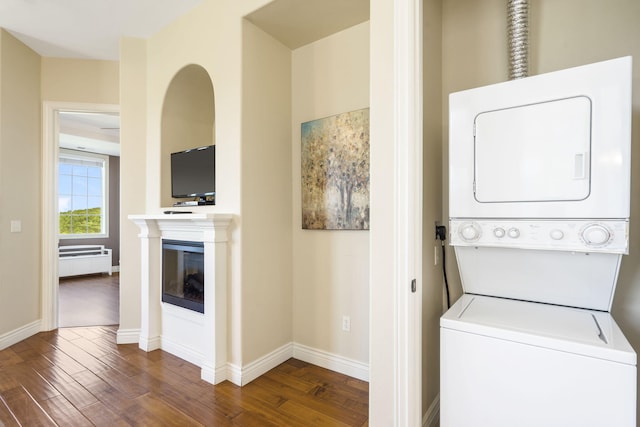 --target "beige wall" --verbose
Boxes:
[442,0,640,419]
[0,30,41,335]
[119,37,147,332]
[291,22,370,364]
[422,0,443,417]
[41,57,118,104]
[241,20,293,363]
